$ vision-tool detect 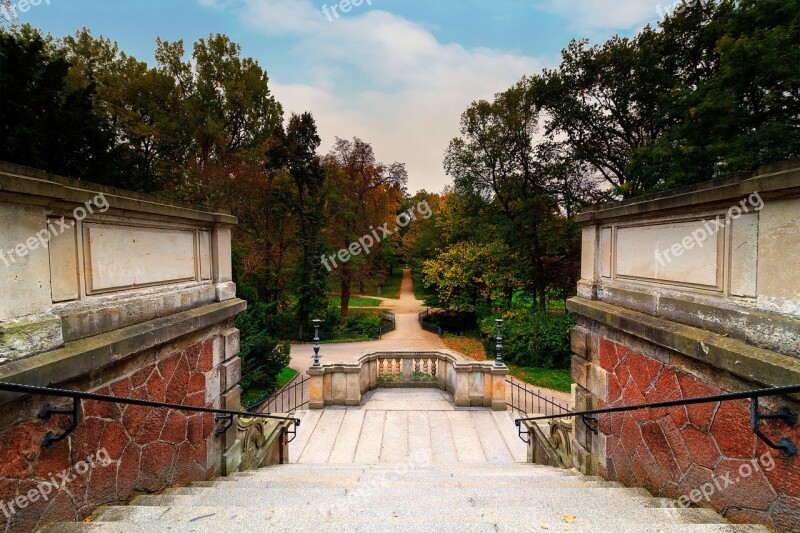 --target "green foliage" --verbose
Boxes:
[238,327,291,402]
[481,311,576,369]
[0,27,115,186]
[423,311,479,336]
[531,0,800,197]
[422,241,517,314]
[344,311,383,332]
[372,267,404,300]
